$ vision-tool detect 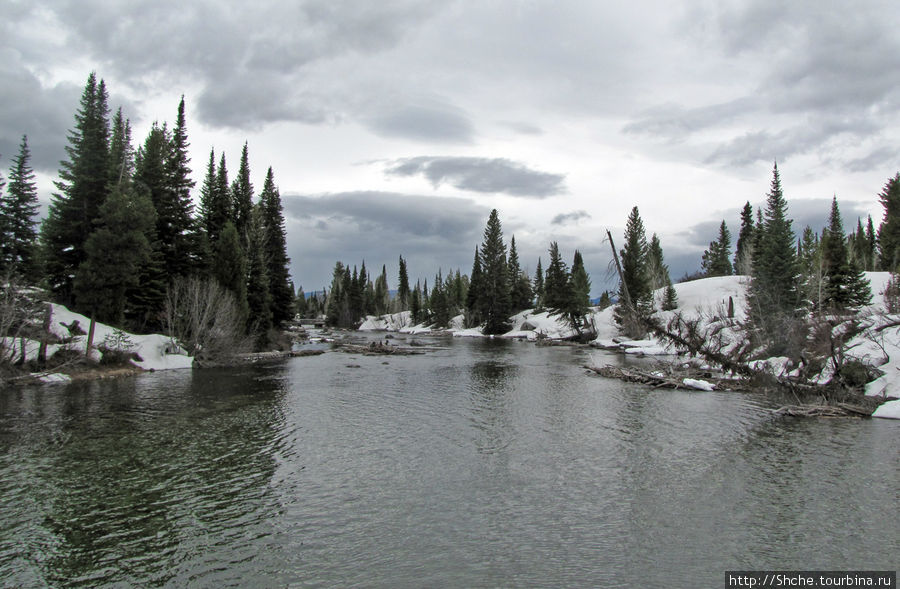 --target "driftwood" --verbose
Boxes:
[773,402,875,418]
[335,342,424,356]
[584,364,738,391]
